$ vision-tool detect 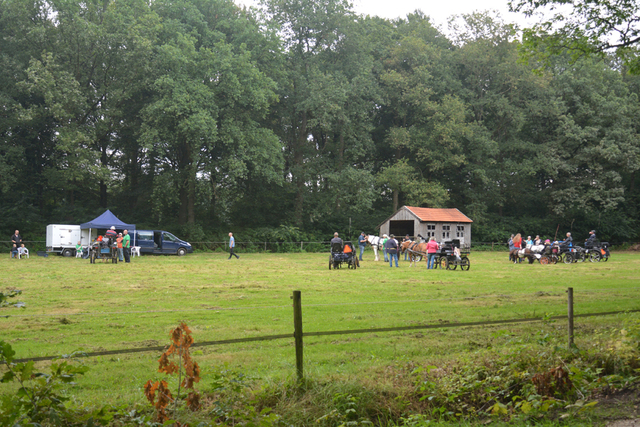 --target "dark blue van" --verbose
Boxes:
[132,230,193,256]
